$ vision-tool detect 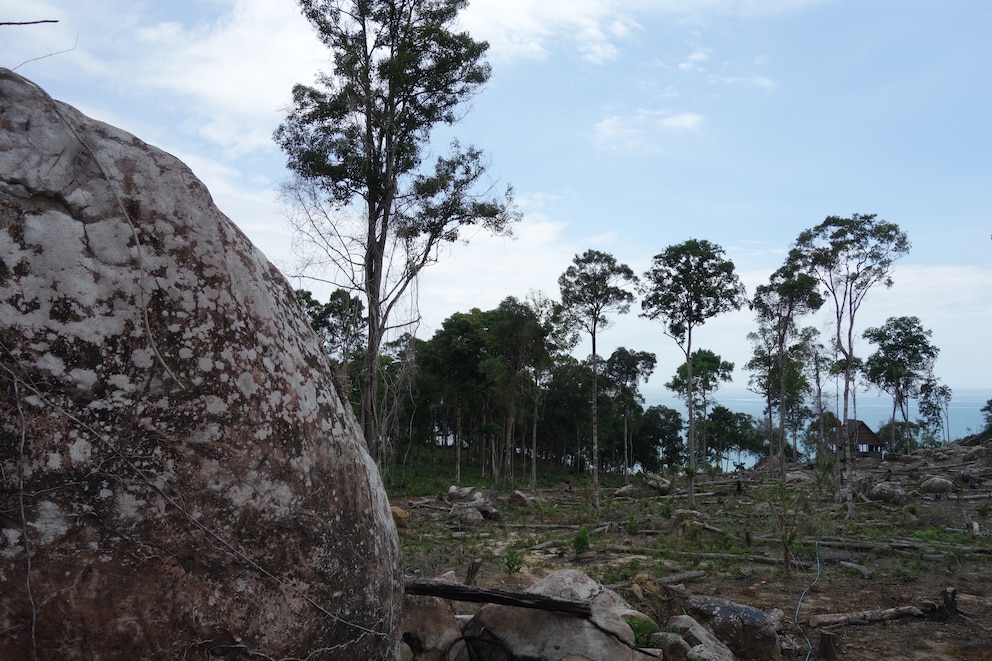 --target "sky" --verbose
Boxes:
[3,0,990,410]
